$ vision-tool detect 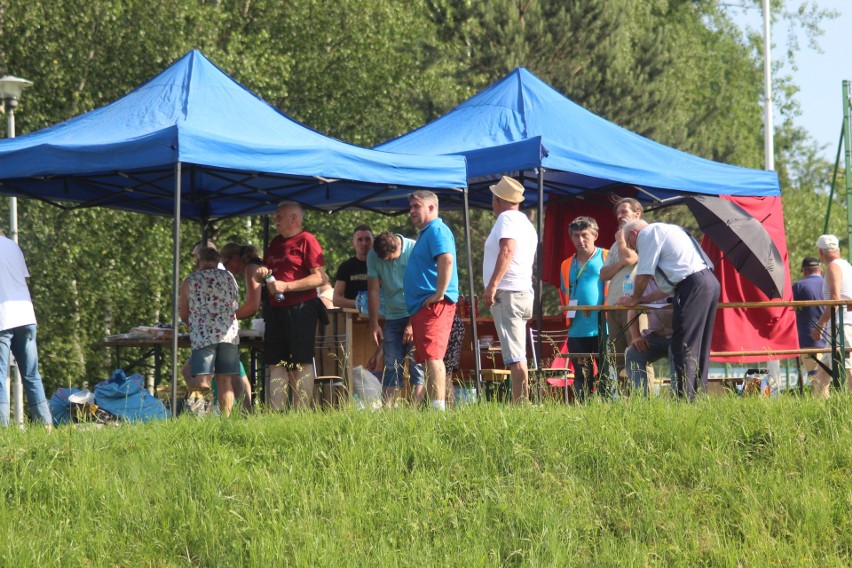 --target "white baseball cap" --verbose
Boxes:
[816,234,839,251]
